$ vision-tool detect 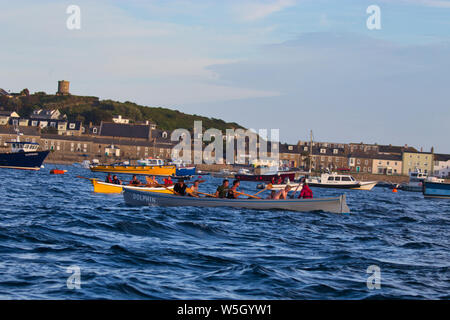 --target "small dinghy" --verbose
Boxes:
[50,169,67,174]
